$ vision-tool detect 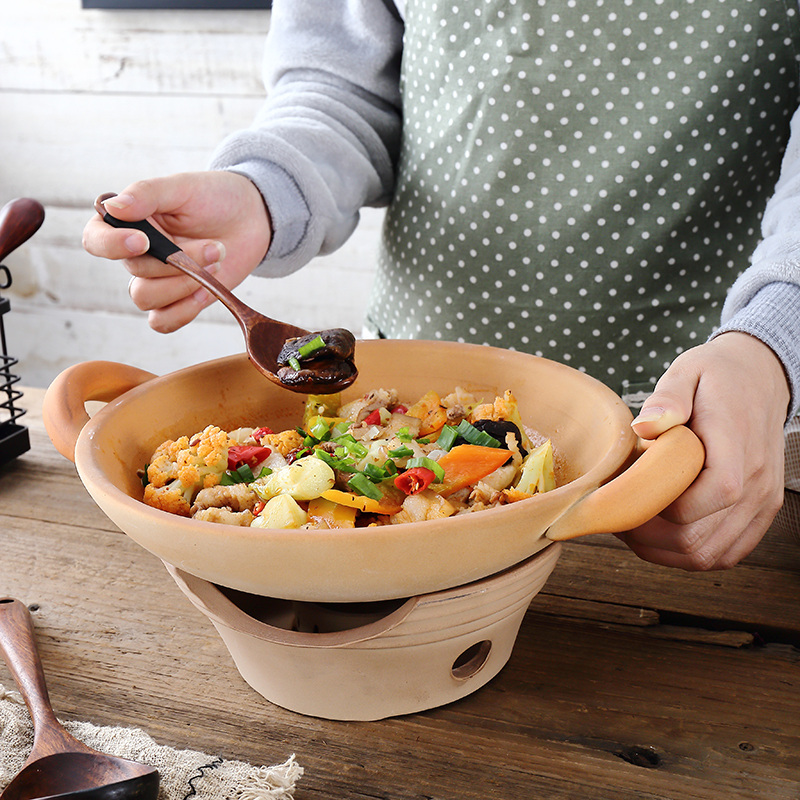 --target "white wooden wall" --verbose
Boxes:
[0,1,383,388]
